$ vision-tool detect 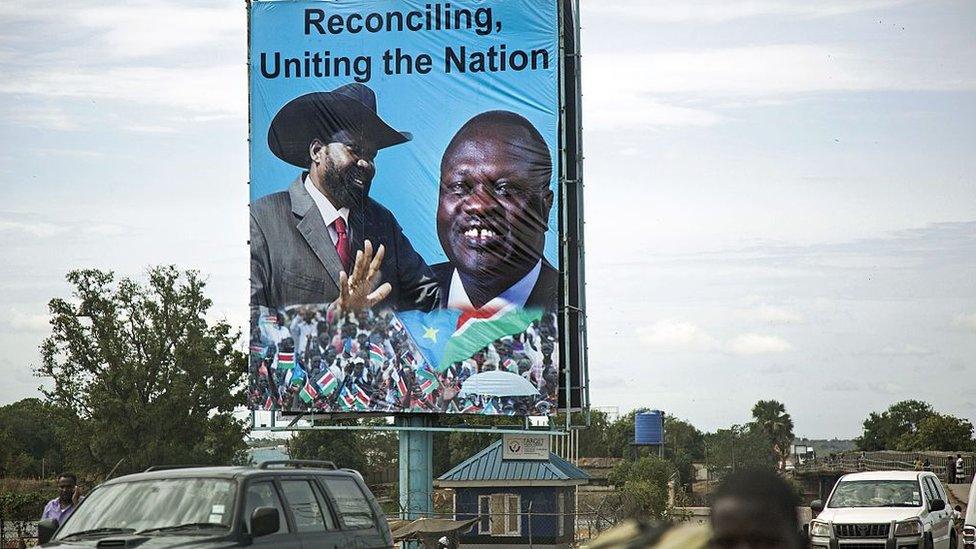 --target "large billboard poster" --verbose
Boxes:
[248,0,561,415]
